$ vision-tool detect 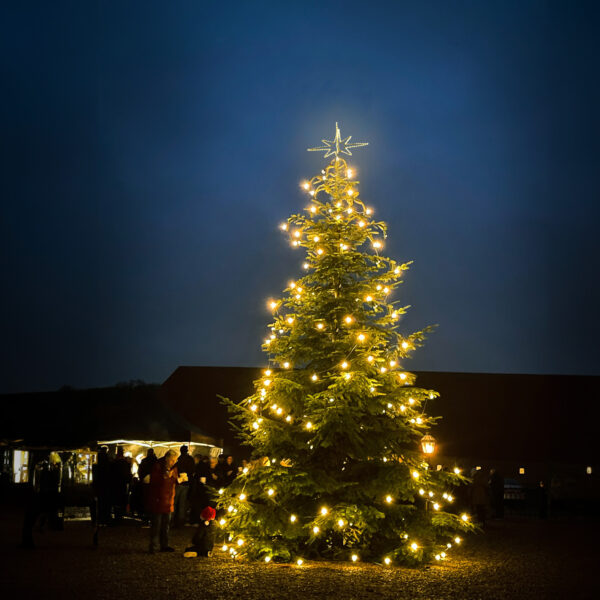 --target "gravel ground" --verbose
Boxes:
[1,509,598,600]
